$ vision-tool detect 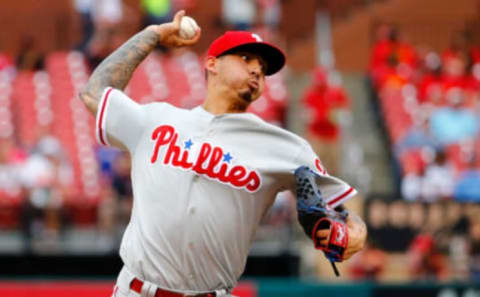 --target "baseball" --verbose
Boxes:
[179,16,199,39]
